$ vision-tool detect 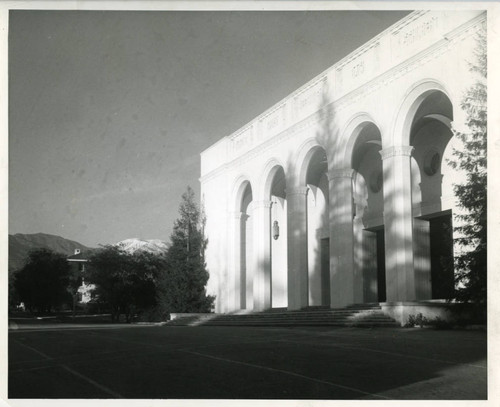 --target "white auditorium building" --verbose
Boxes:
[200,11,486,324]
